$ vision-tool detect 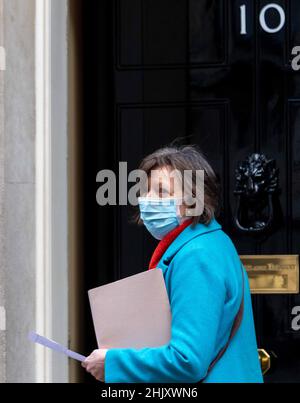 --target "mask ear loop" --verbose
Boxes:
[175,197,188,224]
